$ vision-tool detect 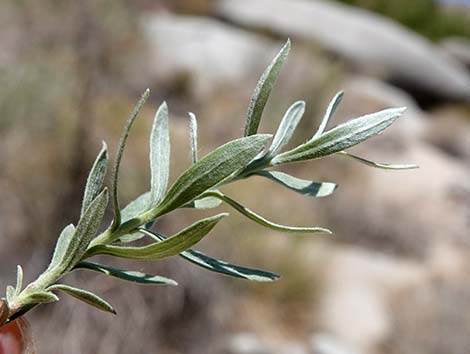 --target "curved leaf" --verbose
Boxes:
[48,284,115,314]
[272,107,406,165]
[203,191,331,234]
[337,151,418,170]
[266,100,305,158]
[111,89,150,230]
[25,291,59,304]
[85,213,227,260]
[253,170,336,197]
[6,286,15,303]
[311,91,344,139]
[147,231,279,282]
[75,261,177,286]
[81,142,108,217]
[150,102,170,207]
[188,112,198,164]
[46,224,76,272]
[244,39,290,137]
[15,265,23,295]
